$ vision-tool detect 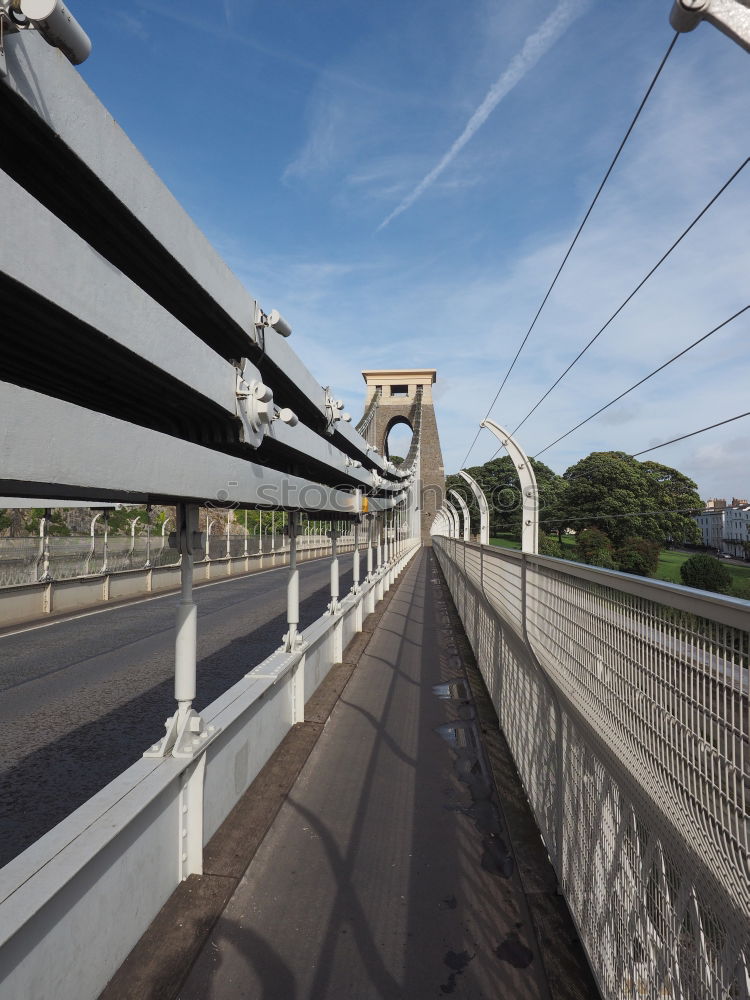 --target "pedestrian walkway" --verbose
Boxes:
[177,549,586,999]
